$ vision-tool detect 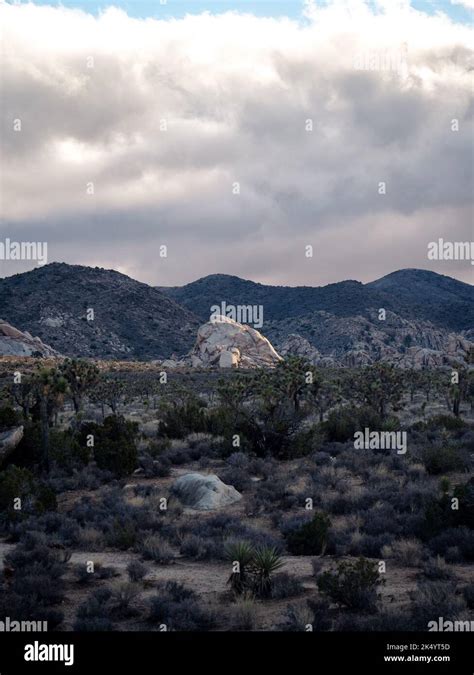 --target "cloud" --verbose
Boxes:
[0,1,472,286]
